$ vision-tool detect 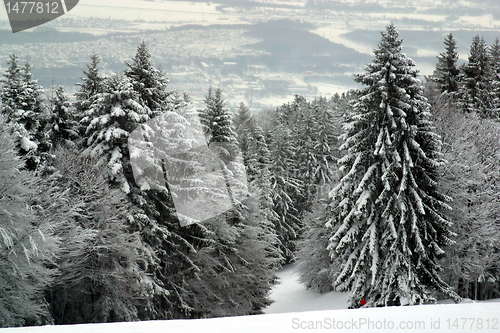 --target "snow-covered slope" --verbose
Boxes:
[3,302,499,333]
